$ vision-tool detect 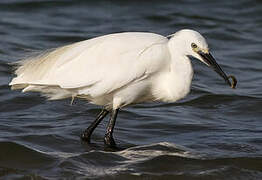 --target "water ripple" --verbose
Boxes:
[0,0,262,179]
